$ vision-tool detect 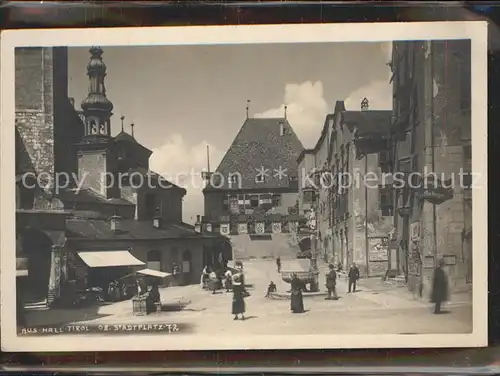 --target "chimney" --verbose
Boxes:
[279,121,285,136]
[110,215,121,233]
[361,97,369,111]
